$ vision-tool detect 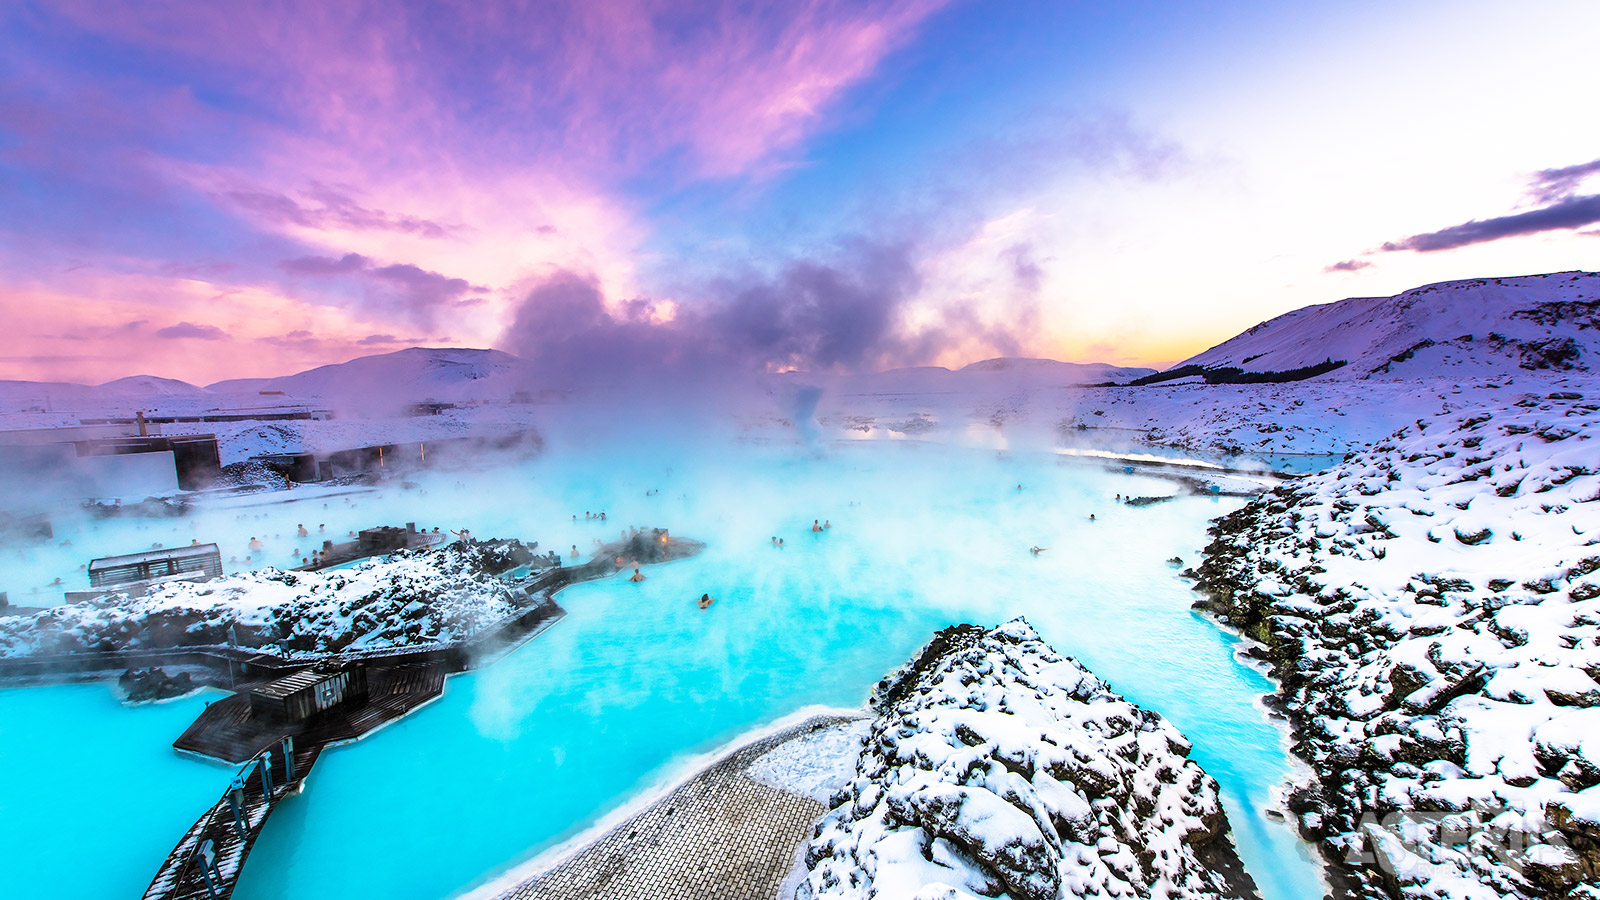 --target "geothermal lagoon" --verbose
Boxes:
[1,435,1325,900]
